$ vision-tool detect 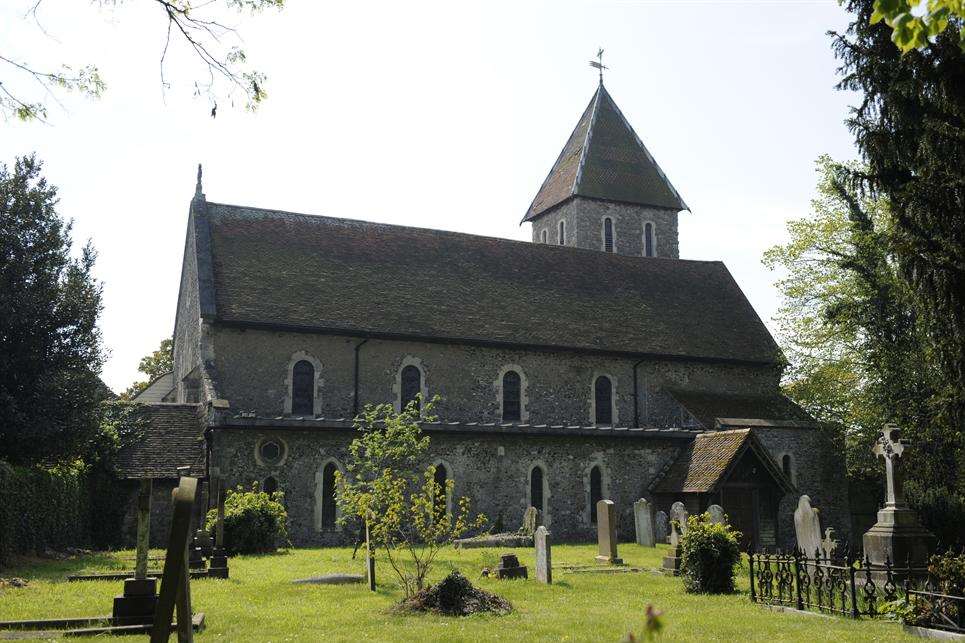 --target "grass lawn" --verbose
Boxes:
[0,543,915,641]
